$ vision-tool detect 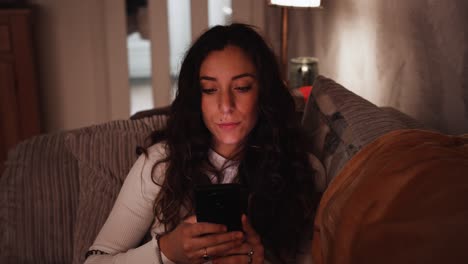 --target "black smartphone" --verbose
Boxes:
[194,183,247,231]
